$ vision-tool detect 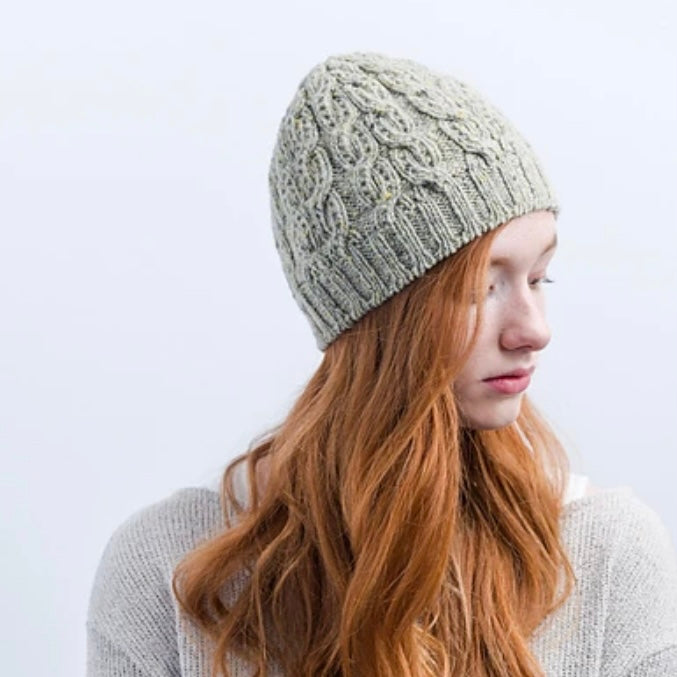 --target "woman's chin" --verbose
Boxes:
[460,398,523,431]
